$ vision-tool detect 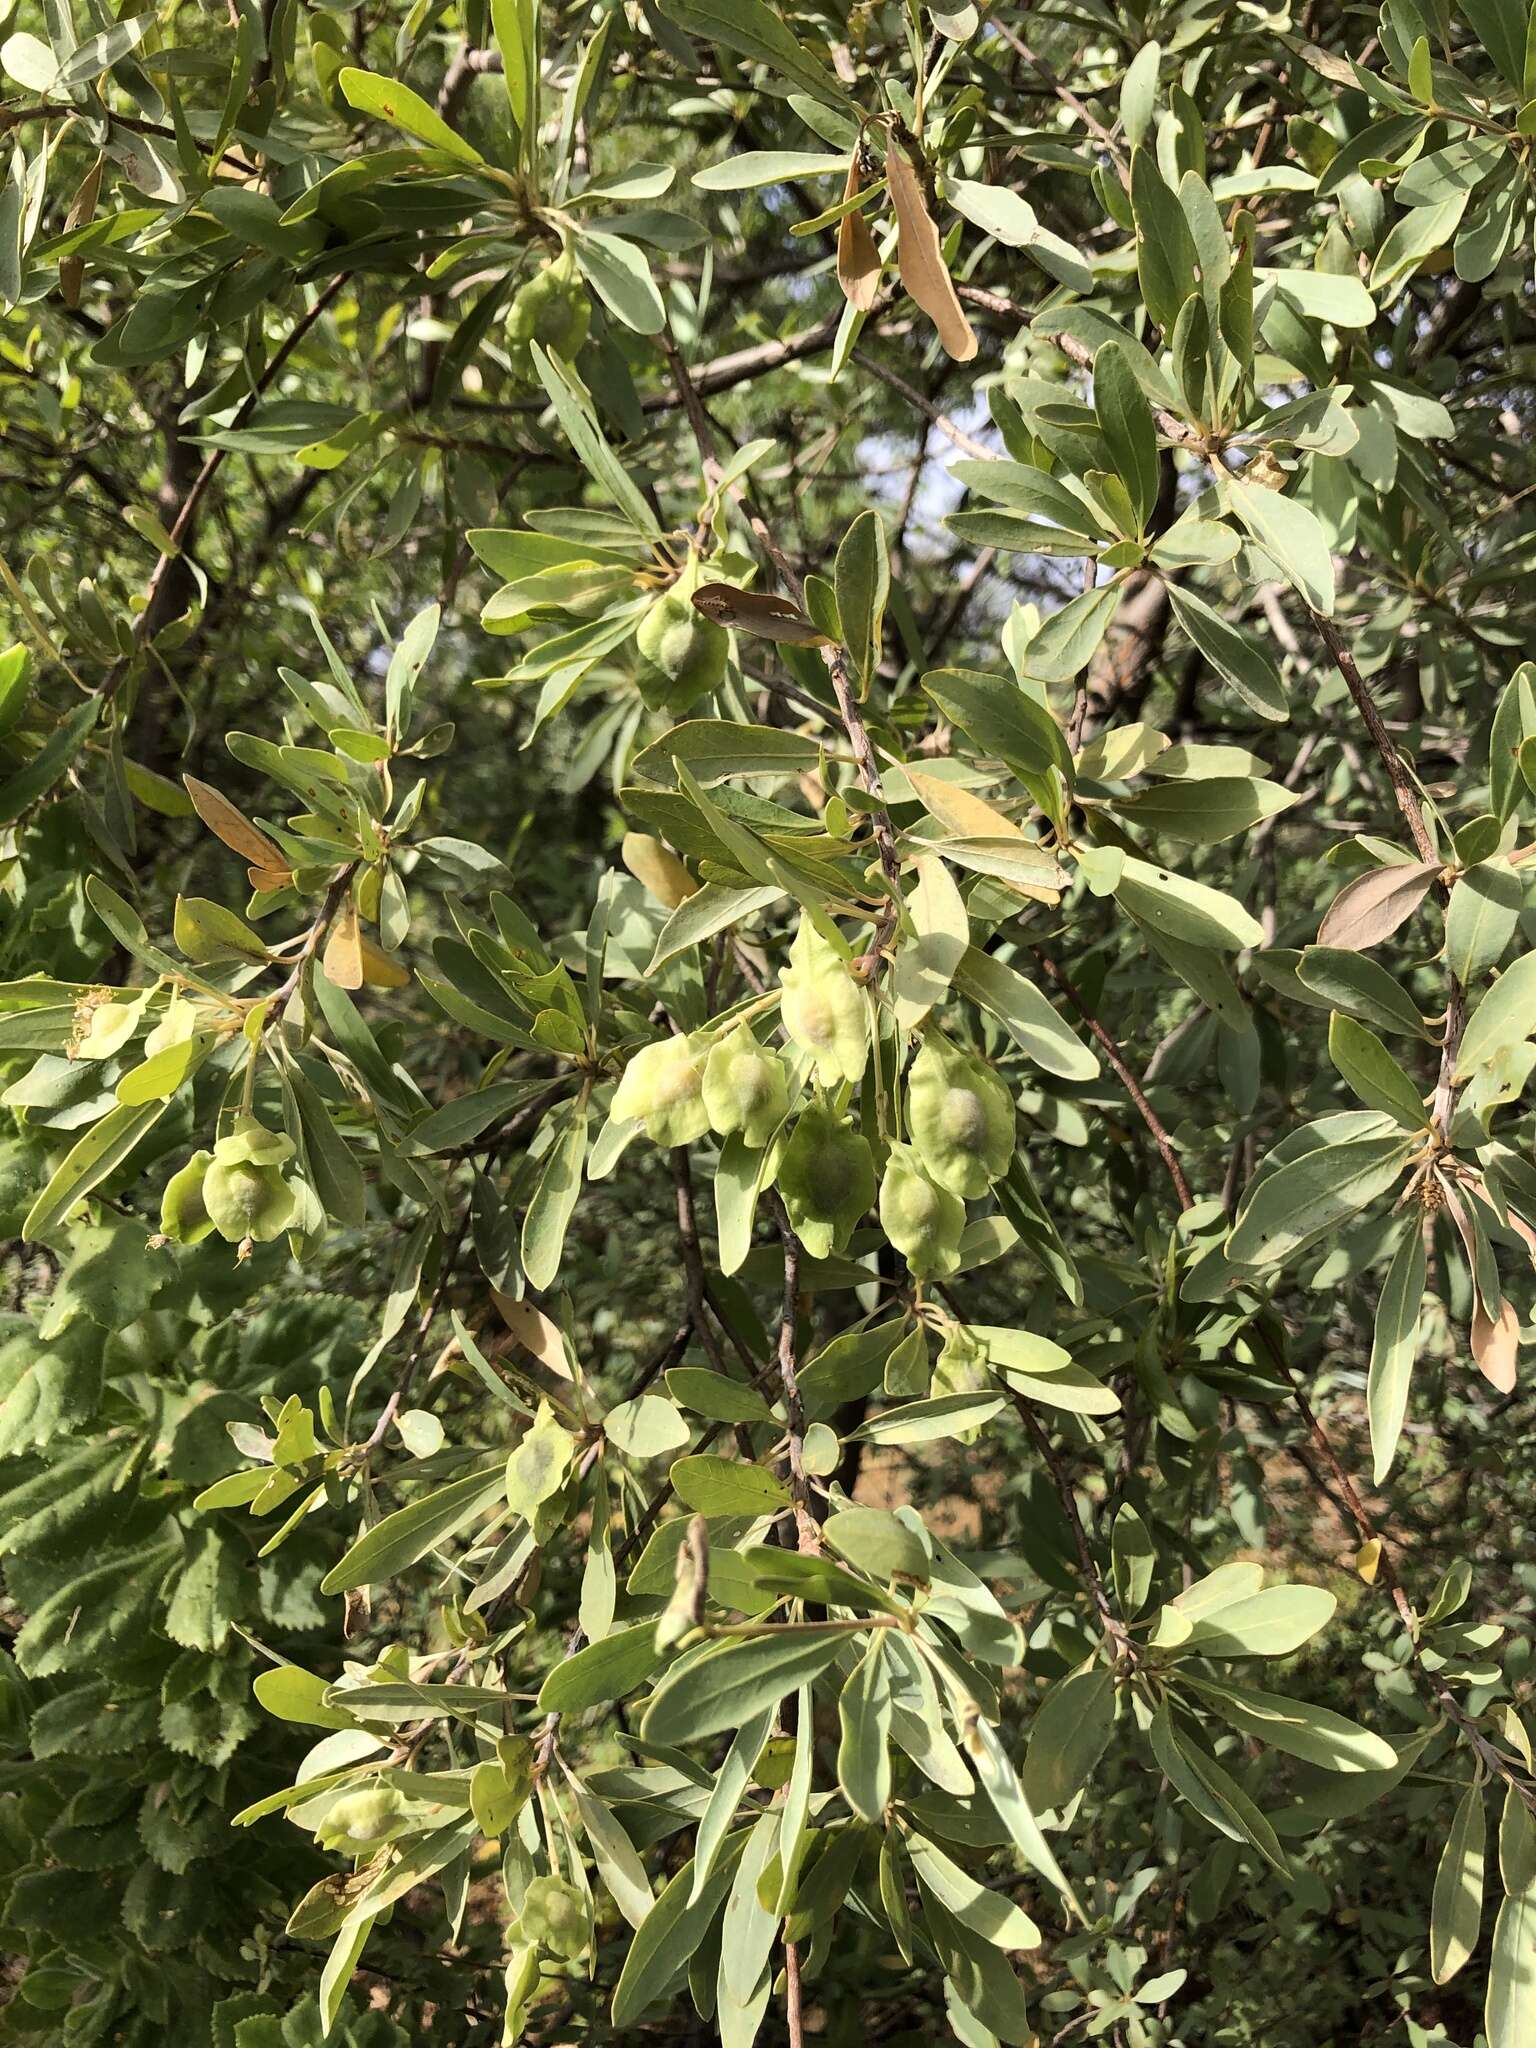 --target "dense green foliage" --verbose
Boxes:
[1,1,1535,2043]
